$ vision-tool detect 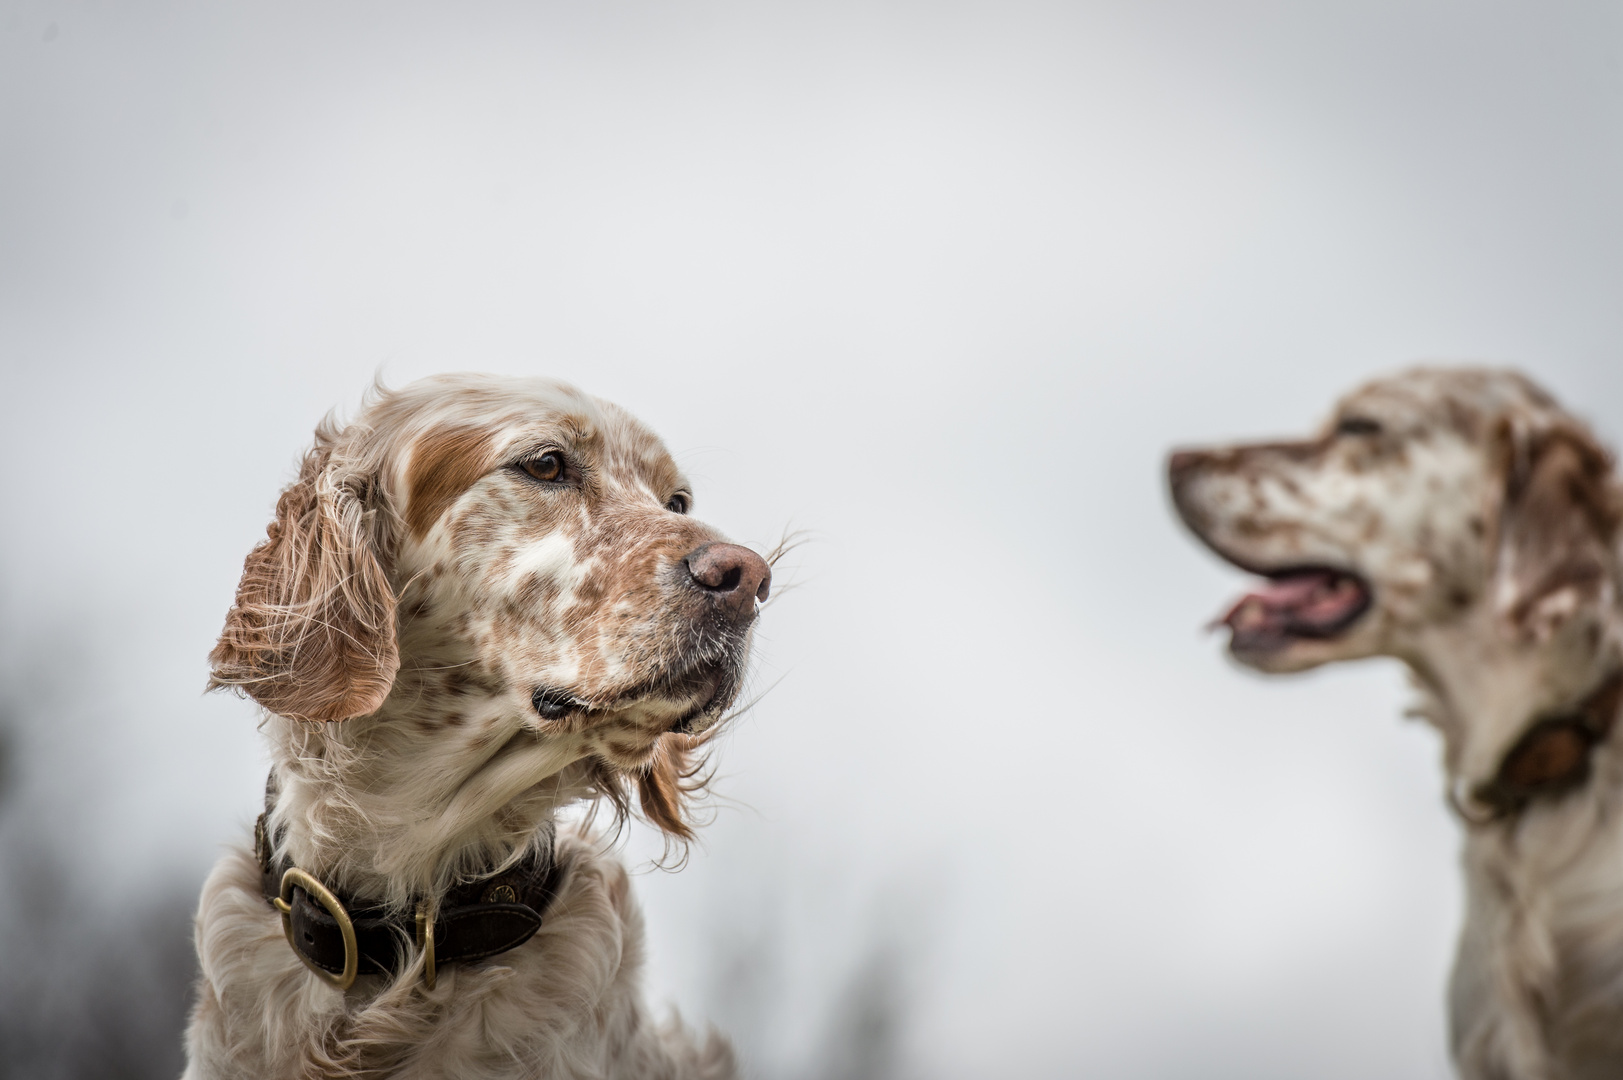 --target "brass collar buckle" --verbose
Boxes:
[273,868,359,991]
